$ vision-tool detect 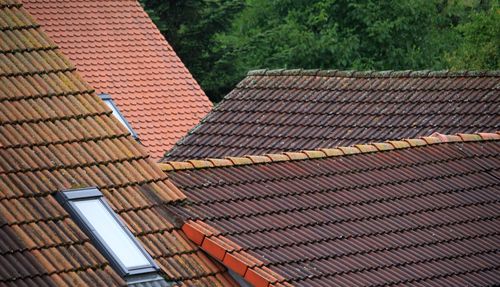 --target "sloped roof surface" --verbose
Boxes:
[162,133,500,287]
[164,69,500,161]
[0,1,236,285]
[22,0,213,160]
